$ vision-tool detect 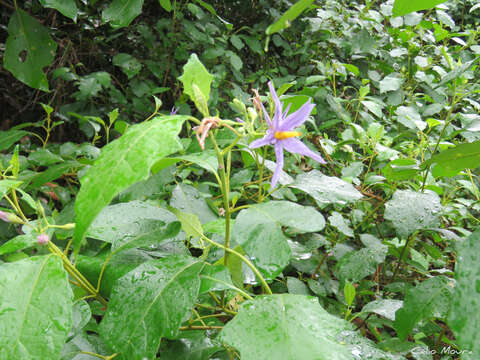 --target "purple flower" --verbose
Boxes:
[249,81,326,189]
[170,106,178,115]
[37,234,49,245]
